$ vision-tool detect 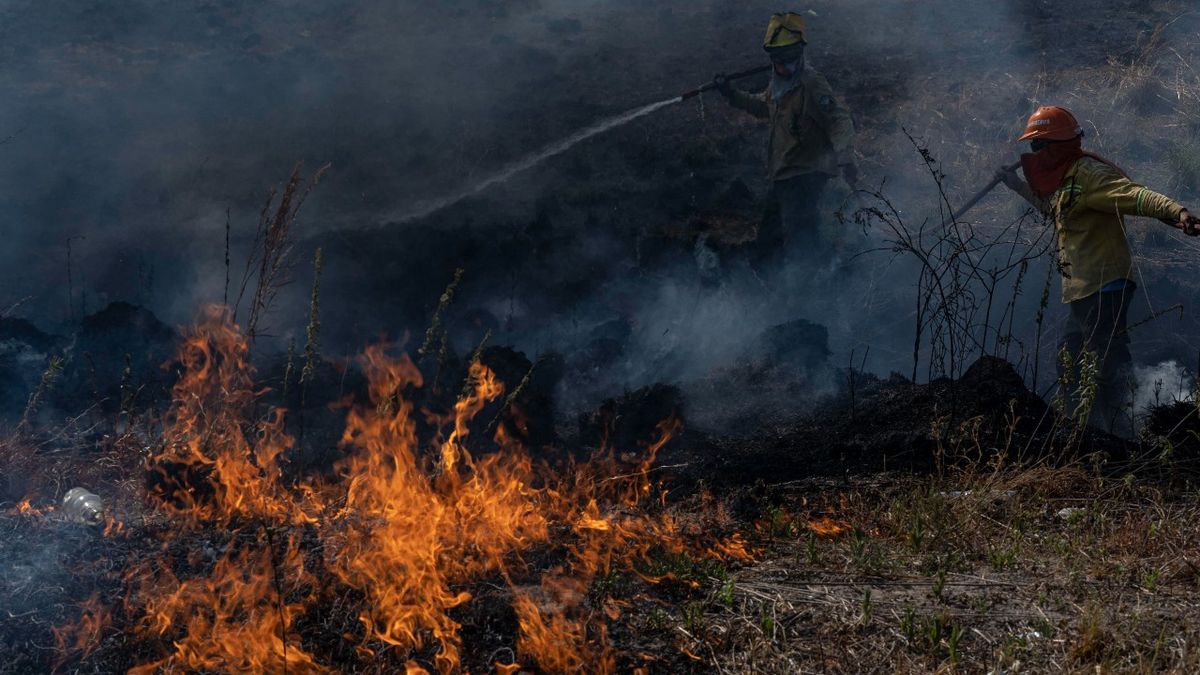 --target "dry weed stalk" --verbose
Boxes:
[419,267,464,358]
[848,135,1052,383]
[234,162,330,344]
[301,247,323,389]
[17,355,63,434]
[282,338,296,399]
